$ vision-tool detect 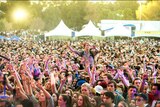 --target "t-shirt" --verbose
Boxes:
[47,96,54,107]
